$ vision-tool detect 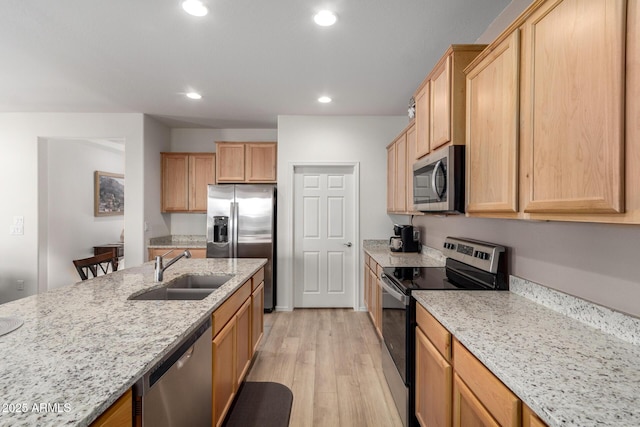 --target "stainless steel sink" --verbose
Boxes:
[170,274,234,289]
[129,274,234,301]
